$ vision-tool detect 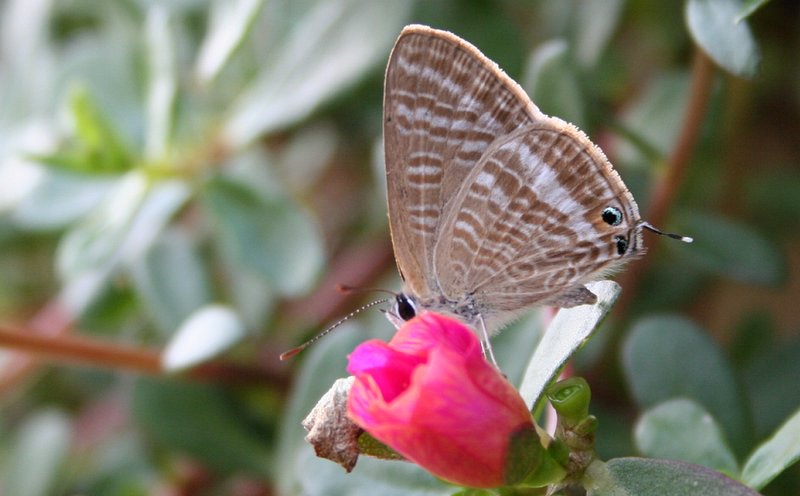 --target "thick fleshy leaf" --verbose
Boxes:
[572,0,624,67]
[634,398,738,475]
[195,0,265,83]
[742,337,800,438]
[162,304,246,371]
[0,0,53,87]
[57,173,191,314]
[57,172,147,277]
[616,73,691,167]
[223,0,413,144]
[742,407,800,490]
[745,168,800,234]
[143,5,176,160]
[519,280,620,410]
[50,12,143,143]
[203,177,323,296]
[736,0,771,21]
[274,122,338,193]
[10,171,114,230]
[132,378,272,477]
[622,315,751,457]
[36,87,135,174]
[585,458,759,496]
[3,410,71,496]
[491,310,545,389]
[671,210,784,286]
[522,39,586,130]
[129,228,213,334]
[686,0,760,78]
